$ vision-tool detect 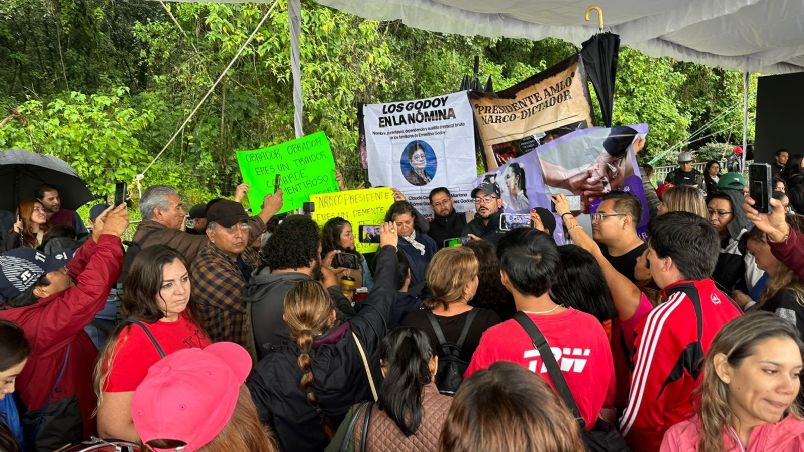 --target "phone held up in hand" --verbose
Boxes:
[499,213,532,231]
[358,225,382,243]
[749,163,772,214]
[114,182,127,206]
